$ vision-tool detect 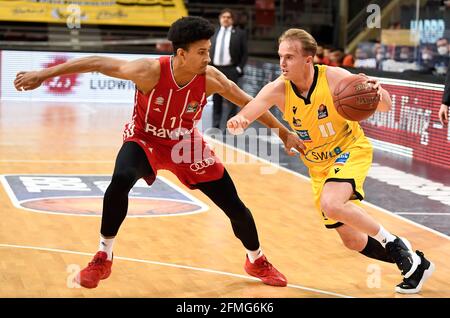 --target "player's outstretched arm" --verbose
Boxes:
[227,81,281,129]
[207,66,280,129]
[226,78,306,155]
[14,56,156,92]
[207,67,305,154]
